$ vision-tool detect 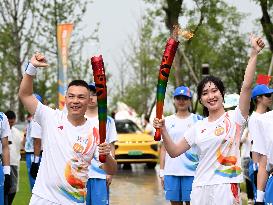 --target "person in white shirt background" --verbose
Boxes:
[253,107,273,204]
[19,52,117,205]
[240,128,254,205]
[0,112,11,205]
[23,93,43,191]
[143,115,155,136]
[159,85,202,205]
[223,93,255,204]
[5,110,24,205]
[29,114,42,180]
[85,83,117,205]
[153,34,264,205]
[248,84,273,201]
